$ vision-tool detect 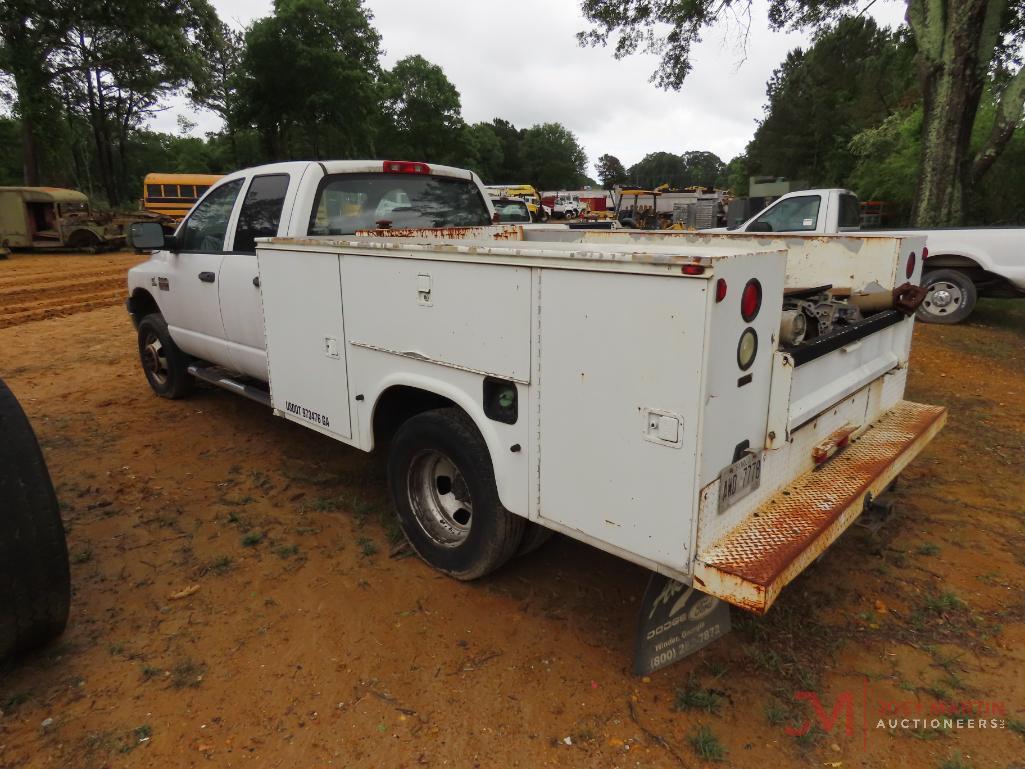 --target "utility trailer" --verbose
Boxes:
[253,229,945,657]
